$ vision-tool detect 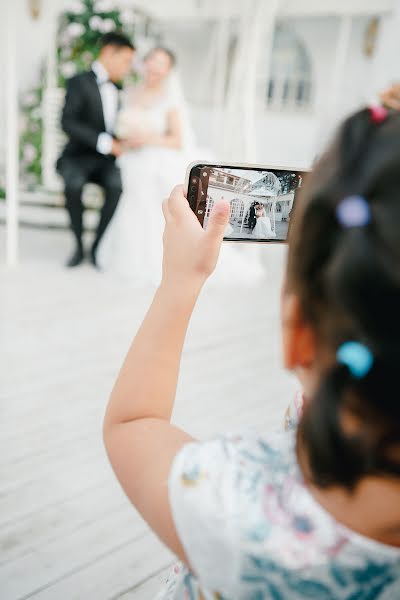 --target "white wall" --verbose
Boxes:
[255,8,400,167]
